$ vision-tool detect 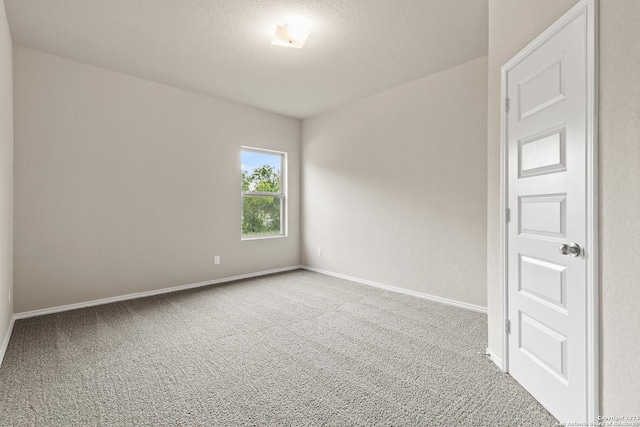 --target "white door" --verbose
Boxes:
[504,1,596,423]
